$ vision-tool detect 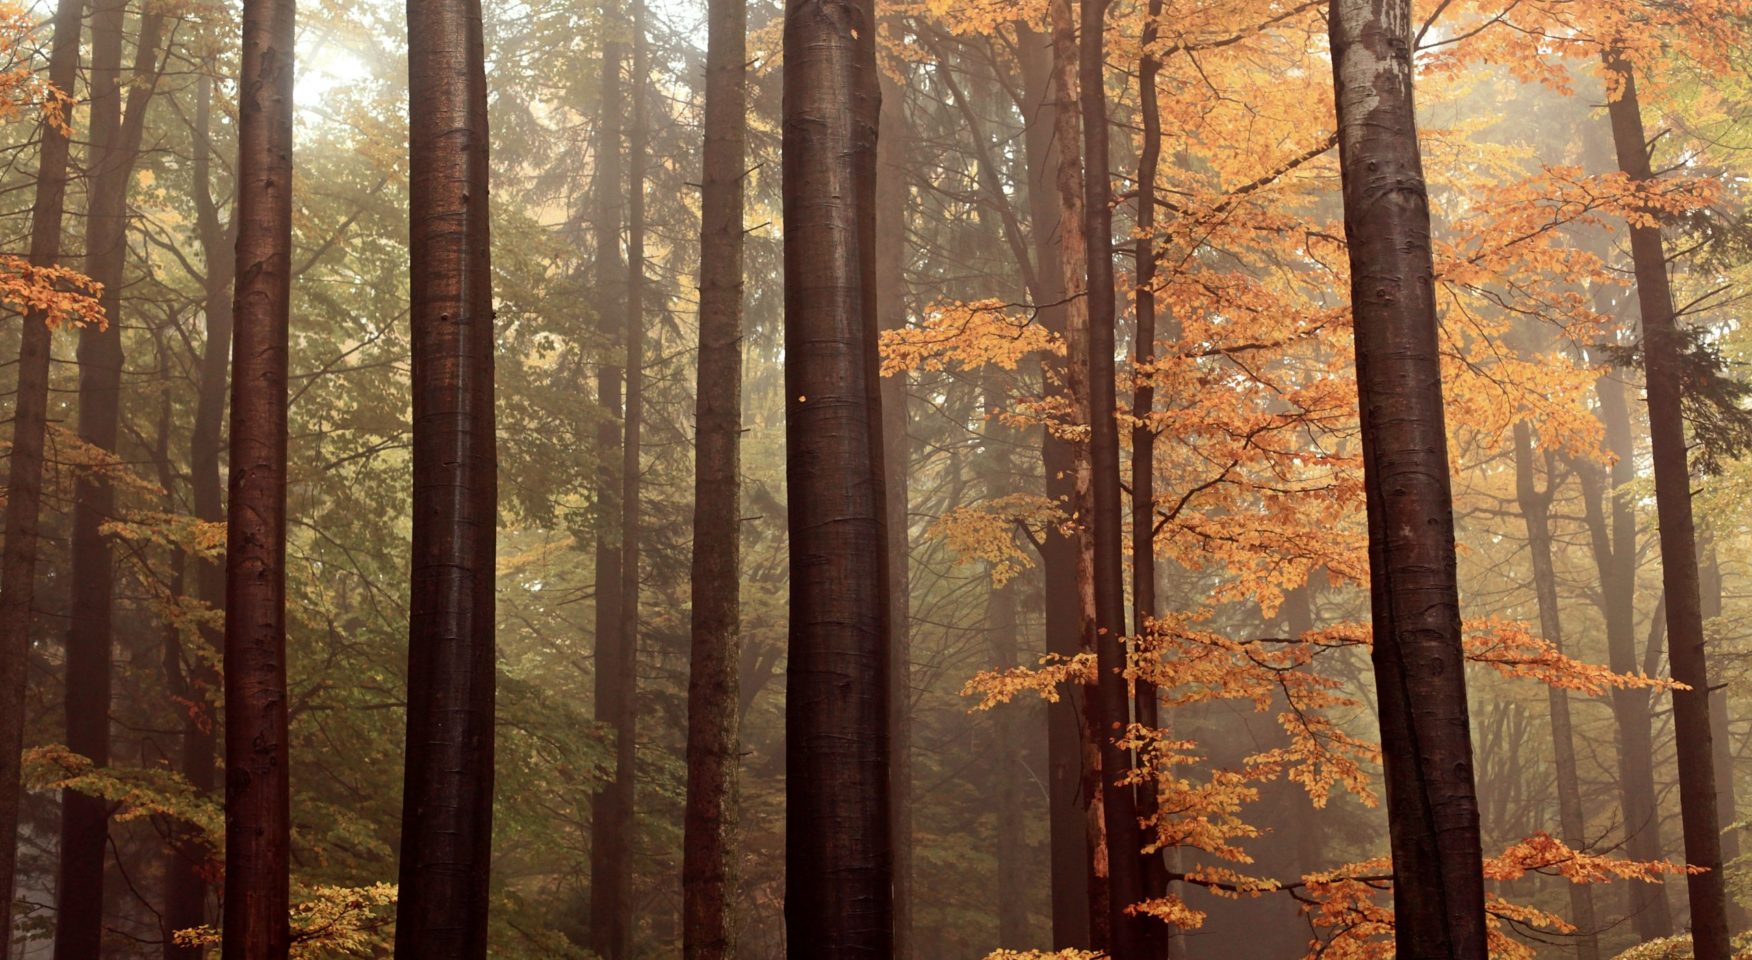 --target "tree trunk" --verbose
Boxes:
[1602,51,1732,960]
[393,0,499,947]
[1328,2,1487,957]
[1042,2,1113,945]
[1015,27,1094,948]
[1131,3,1171,952]
[1079,0,1146,955]
[1700,539,1745,933]
[221,0,296,949]
[982,367,1028,950]
[1512,422,1600,960]
[781,0,892,955]
[0,0,83,950]
[165,71,232,960]
[680,0,746,953]
[588,16,632,958]
[875,61,914,960]
[1577,367,1673,940]
[60,5,164,954]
